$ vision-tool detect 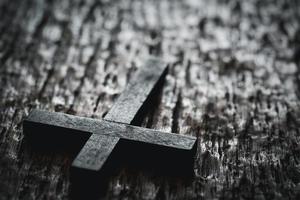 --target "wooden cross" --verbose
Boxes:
[23,57,197,179]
